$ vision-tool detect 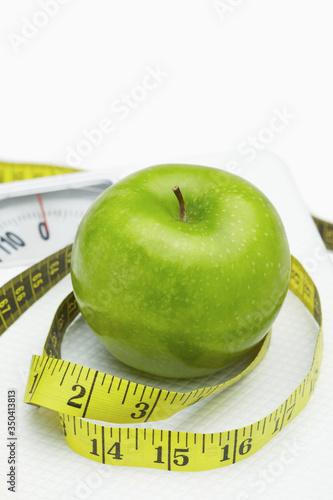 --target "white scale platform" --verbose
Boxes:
[0,151,332,499]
